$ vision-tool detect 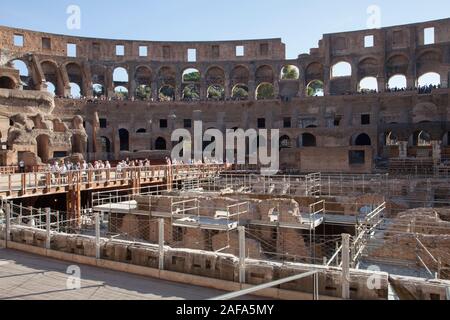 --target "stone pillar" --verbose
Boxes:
[151,80,158,101]
[351,63,358,93]
[273,81,280,98]
[112,127,119,159]
[399,141,408,158]
[92,112,100,157]
[431,140,442,162]
[175,80,182,101]
[60,65,71,97]
[127,65,136,99]
[377,77,386,93]
[106,67,114,98]
[30,56,46,91]
[248,80,256,101]
[298,71,306,97]
[82,62,93,98]
[224,77,231,100]
[323,66,331,95]
[200,77,207,100]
